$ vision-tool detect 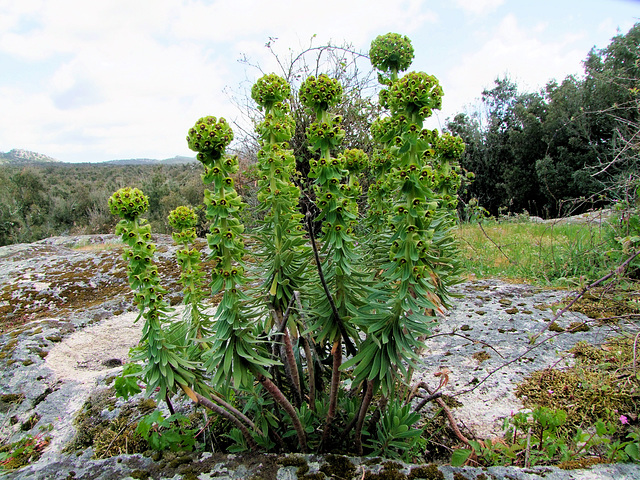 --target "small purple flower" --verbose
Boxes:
[620,415,629,425]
